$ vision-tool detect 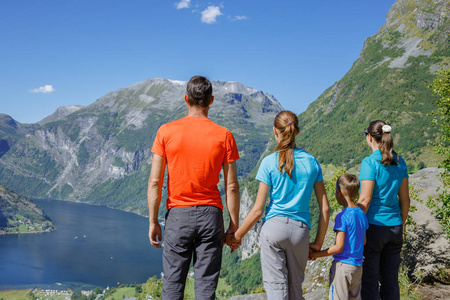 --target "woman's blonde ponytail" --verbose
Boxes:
[274,111,300,178]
